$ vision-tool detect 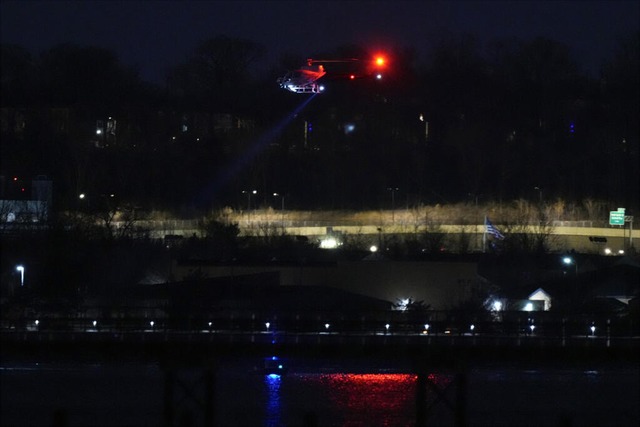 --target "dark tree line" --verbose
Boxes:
[1,33,638,213]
